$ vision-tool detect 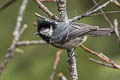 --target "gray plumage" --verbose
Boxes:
[53,22,113,49]
[36,19,113,49]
